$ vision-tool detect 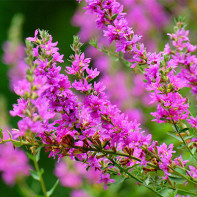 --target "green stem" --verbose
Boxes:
[172,121,197,162]
[32,147,48,197]
[169,166,197,185]
[166,186,197,196]
[74,145,197,185]
[100,149,158,169]
[0,138,32,145]
[142,146,197,185]
[108,157,164,197]
[90,41,145,74]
